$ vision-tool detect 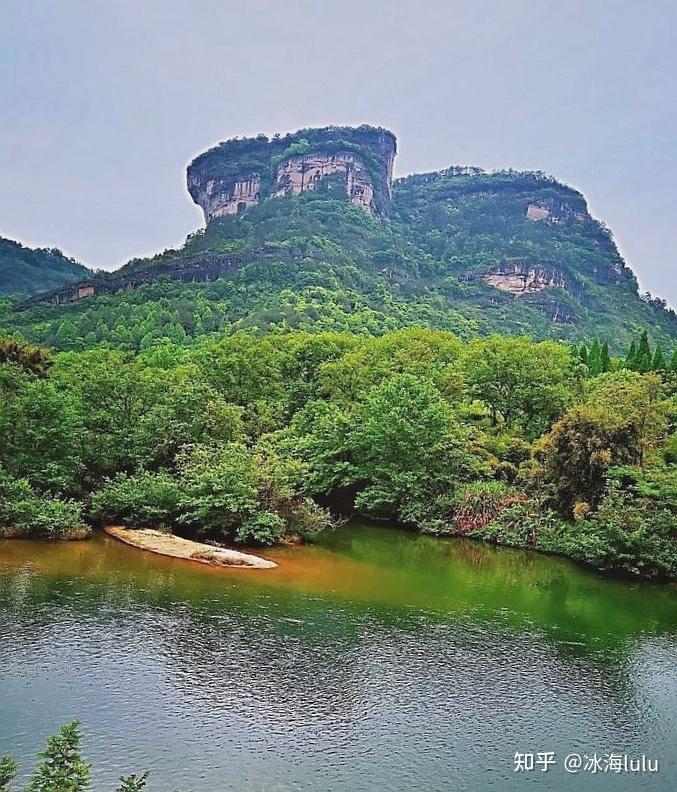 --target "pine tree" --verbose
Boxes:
[578,344,588,364]
[27,721,90,792]
[637,330,652,373]
[652,345,665,371]
[671,349,677,372]
[601,341,612,372]
[0,757,17,791]
[117,772,151,791]
[587,338,602,375]
[625,340,637,370]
